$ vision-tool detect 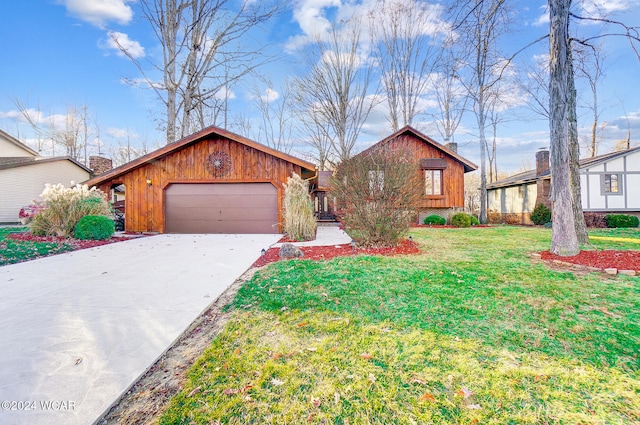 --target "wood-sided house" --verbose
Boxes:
[0,129,92,224]
[487,146,640,224]
[84,126,316,234]
[346,126,478,222]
